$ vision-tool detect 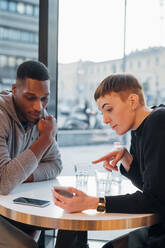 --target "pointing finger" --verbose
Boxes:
[92,151,116,164]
